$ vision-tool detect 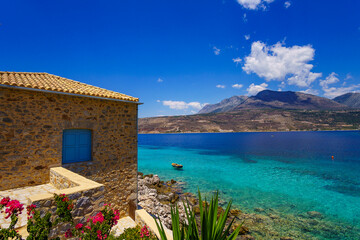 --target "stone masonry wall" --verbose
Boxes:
[33,185,105,239]
[50,168,79,190]
[0,87,138,217]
